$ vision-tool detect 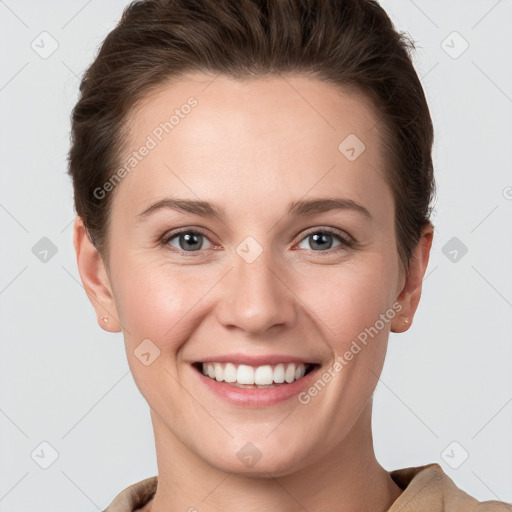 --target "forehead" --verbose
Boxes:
[113,72,391,220]
[127,72,381,149]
